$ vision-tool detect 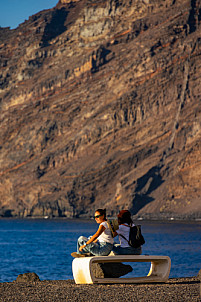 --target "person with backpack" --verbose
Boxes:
[112,210,143,255]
